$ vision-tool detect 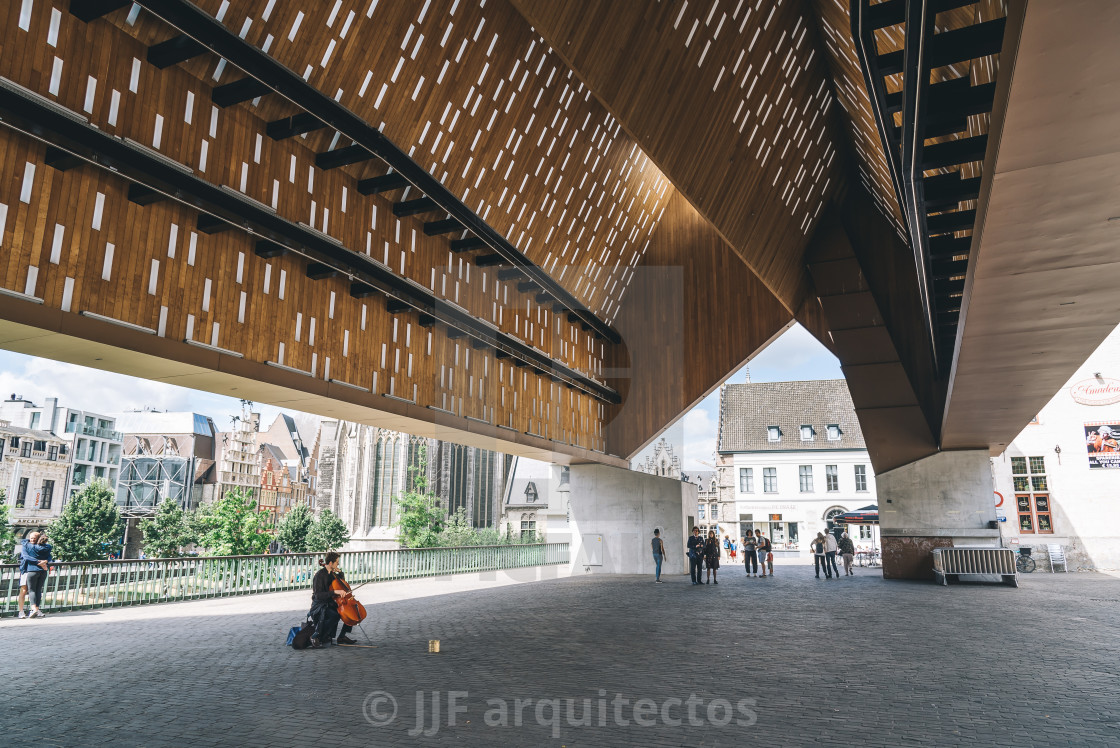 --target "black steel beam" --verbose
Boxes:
[928,18,1007,68]
[306,262,338,280]
[349,282,376,299]
[68,0,130,22]
[535,292,552,304]
[266,112,325,140]
[196,213,232,234]
[44,146,84,171]
[929,235,972,258]
[315,143,374,170]
[127,183,164,206]
[212,77,270,108]
[0,80,620,403]
[356,173,409,195]
[424,218,461,236]
[418,314,436,328]
[926,209,976,235]
[450,237,485,252]
[475,254,504,267]
[393,197,438,218]
[254,240,288,258]
[517,281,538,293]
[863,0,978,30]
[386,299,410,314]
[147,34,205,69]
[931,257,968,280]
[133,0,620,343]
[924,171,981,210]
[498,268,526,280]
[921,134,988,170]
